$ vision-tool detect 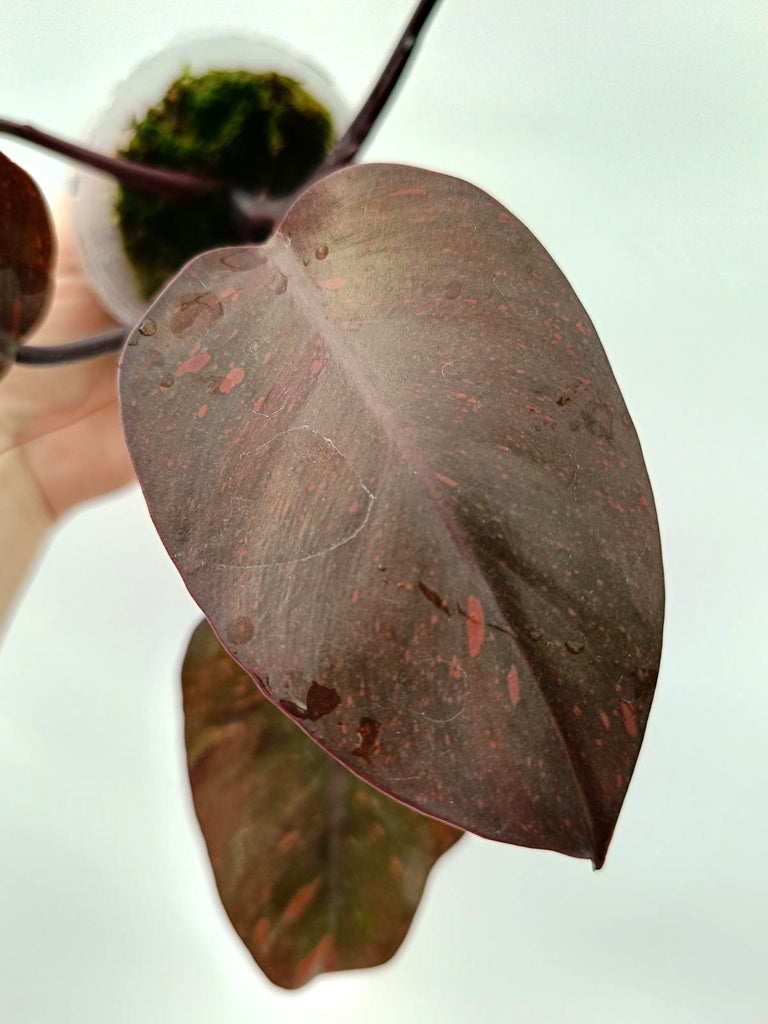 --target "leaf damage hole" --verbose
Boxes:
[456,601,515,640]
[352,717,380,760]
[418,581,451,616]
[280,682,341,721]
[581,399,614,439]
